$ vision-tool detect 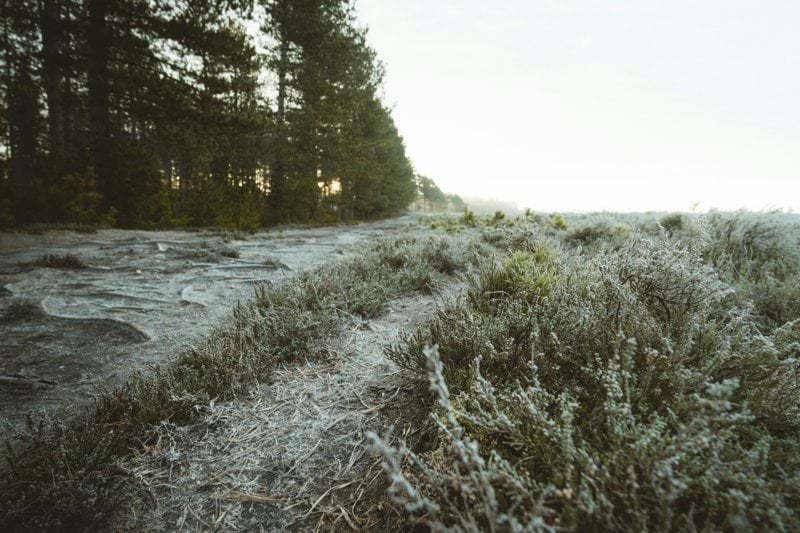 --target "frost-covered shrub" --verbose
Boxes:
[27,253,87,269]
[382,230,800,531]
[465,252,557,313]
[659,212,685,234]
[429,217,460,233]
[550,214,568,230]
[217,245,240,258]
[388,299,539,392]
[502,225,560,256]
[481,228,510,249]
[702,211,800,283]
[461,208,478,227]
[285,234,474,312]
[565,221,614,245]
[423,238,462,274]
[699,211,800,328]
[748,274,800,329]
[373,345,800,531]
